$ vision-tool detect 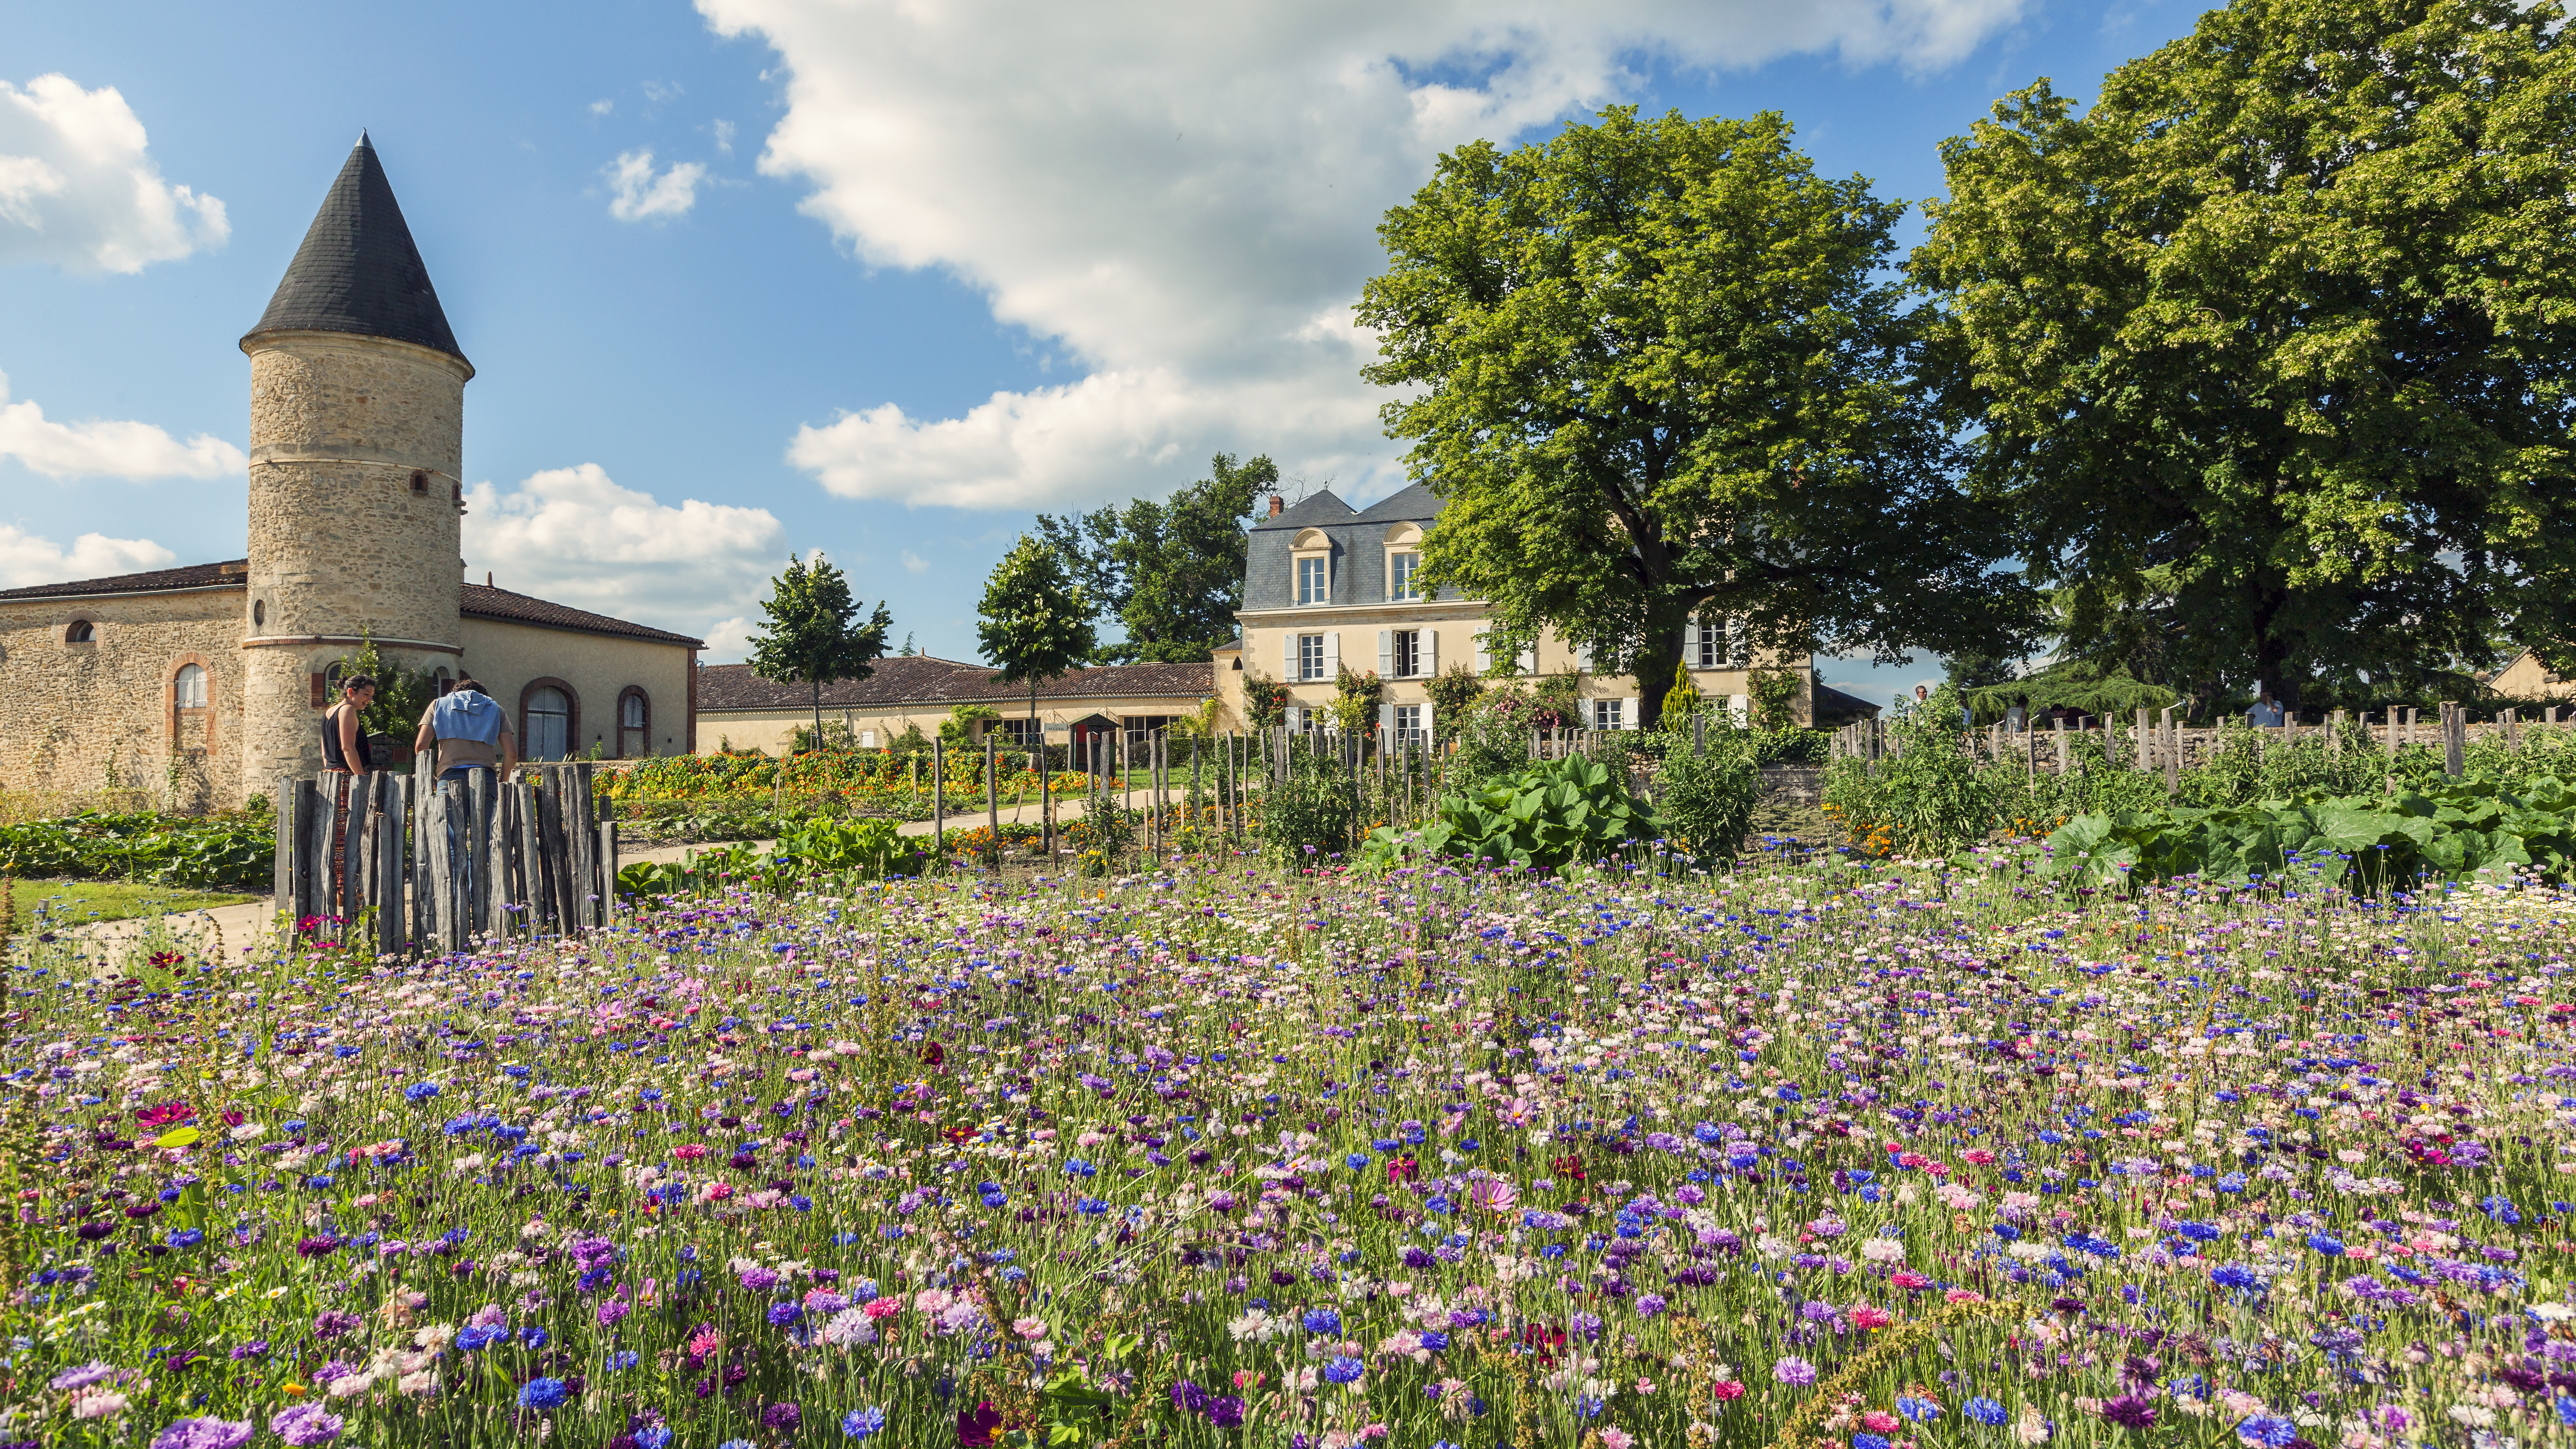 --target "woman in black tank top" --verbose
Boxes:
[323,676,378,773]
